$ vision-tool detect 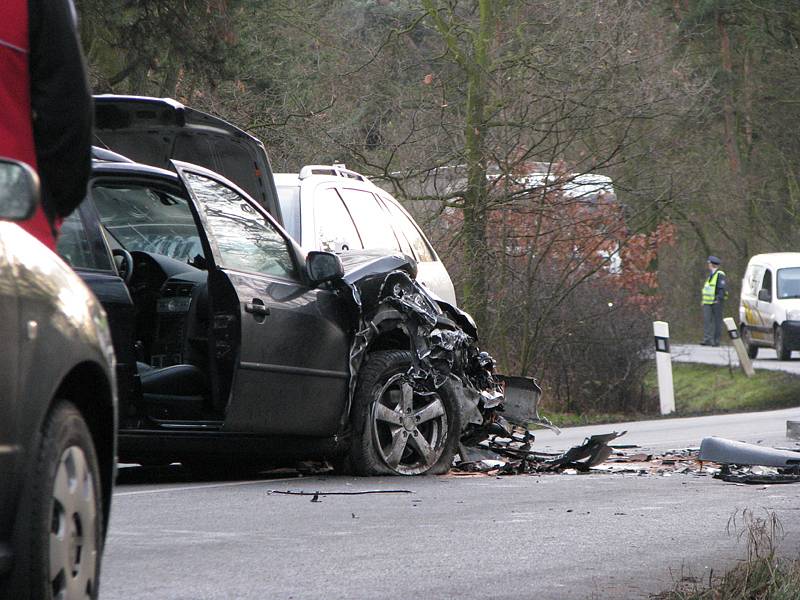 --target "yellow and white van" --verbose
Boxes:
[739,252,800,360]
